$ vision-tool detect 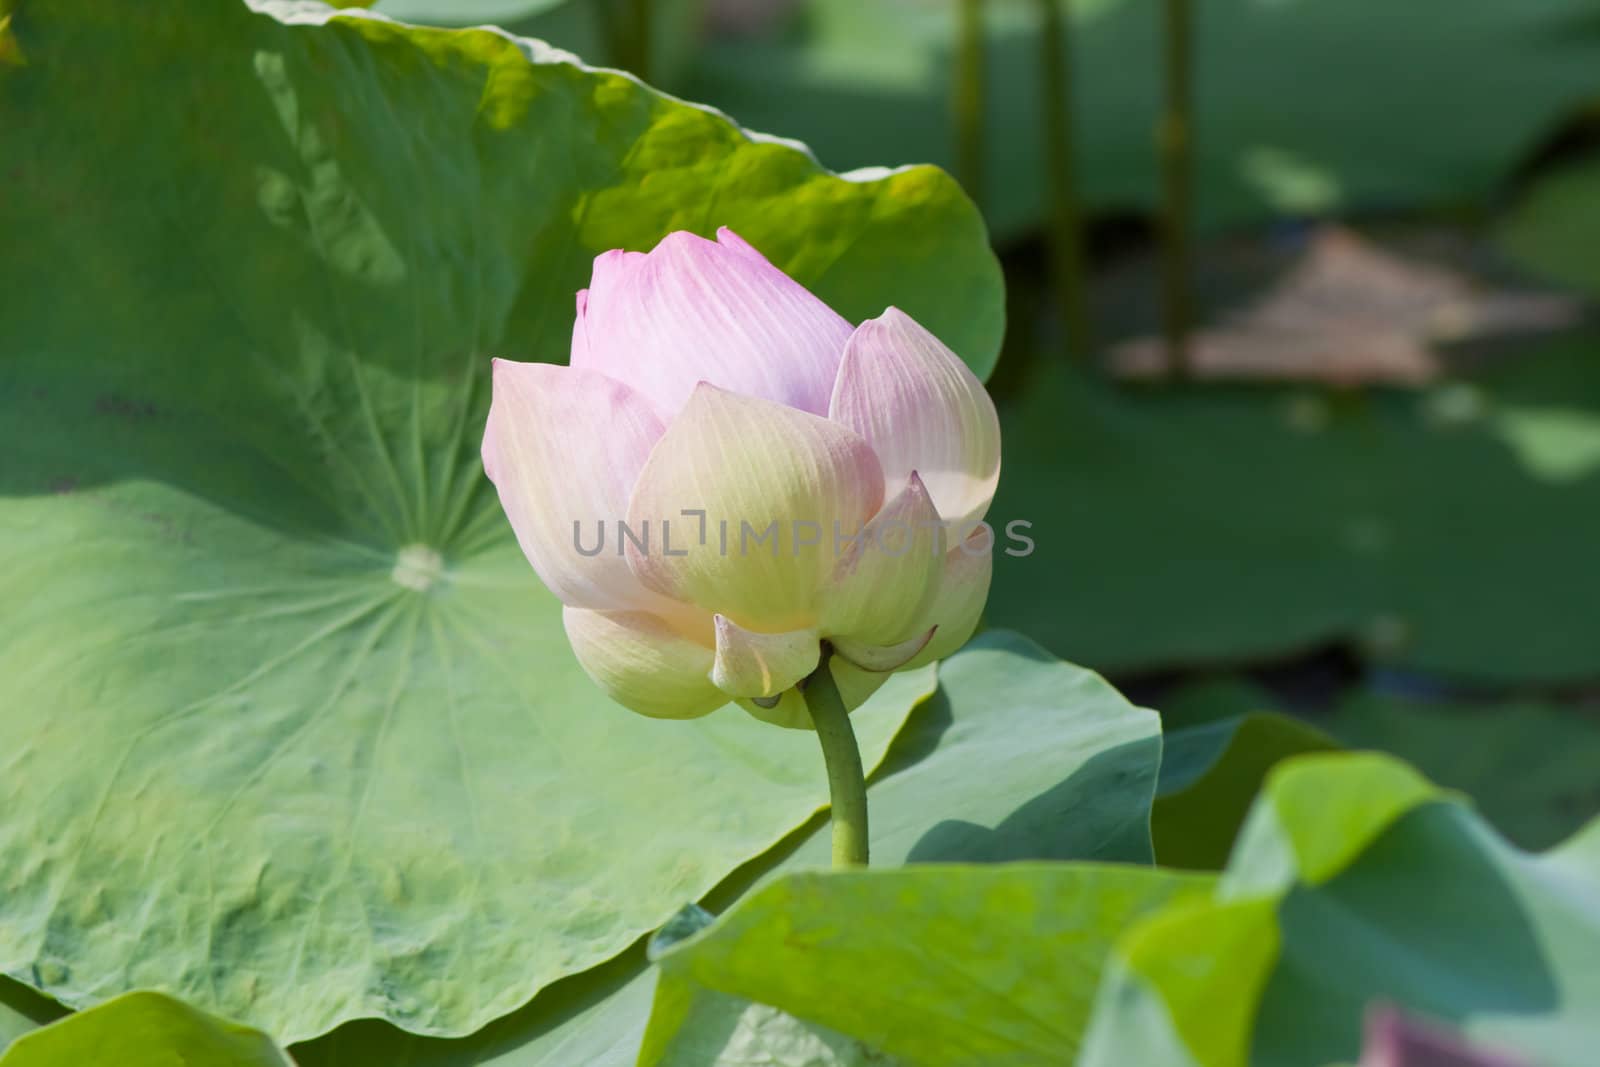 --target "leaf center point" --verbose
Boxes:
[391,544,445,592]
